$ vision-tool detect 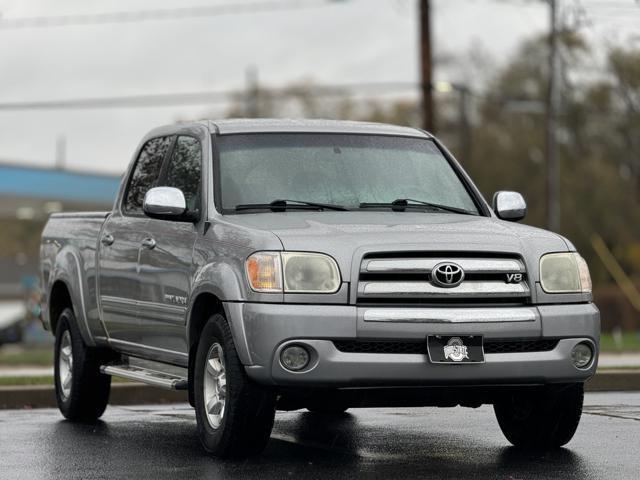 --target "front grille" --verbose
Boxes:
[357,253,530,306]
[334,340,425,354]
[333,339,559,355]
[484,339,559,354]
